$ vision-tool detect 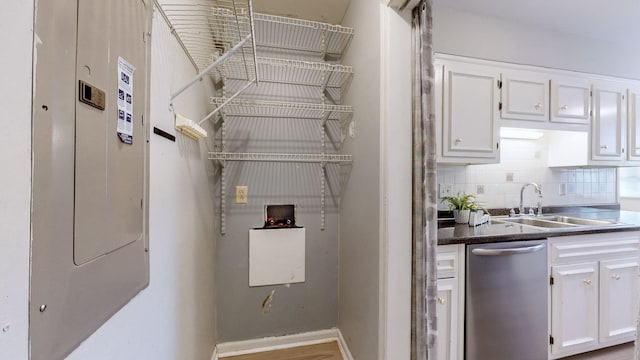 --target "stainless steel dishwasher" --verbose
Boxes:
[466,239,548,360]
